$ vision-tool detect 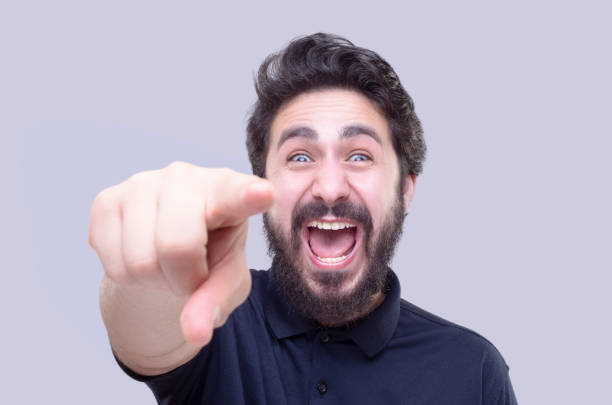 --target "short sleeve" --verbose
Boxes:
[481,343,518,405]
[492,371,518,405]
[113,346,211,404]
